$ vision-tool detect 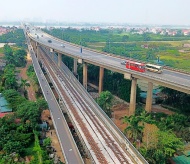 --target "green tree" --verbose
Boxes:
[36,98,48,111]
[20,78,30,92]
[96,91,113,118]
[140,130,184,164]
[27,65,38,84]
[2,64,18,90]
[17,101,41,128]
[3,141,23,155]
[161,87,190,114]
[2,89,26,111]
[3,44,14,65]
[122,35,129,42]
[43,137,51,147]
[14,49,27,67]
[0,154,24,164]
[123,115,144,141]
